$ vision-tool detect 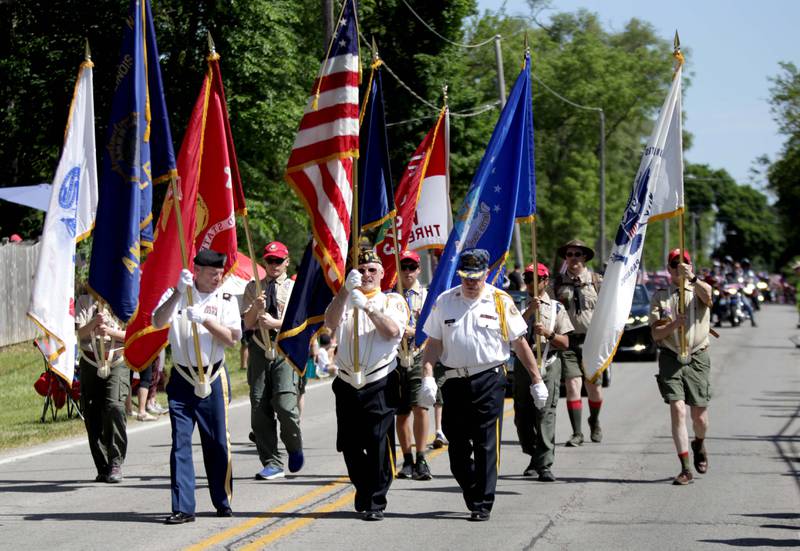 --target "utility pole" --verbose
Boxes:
[598,109,606,264]
[322,0,334,49]
[494,35,525,268]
